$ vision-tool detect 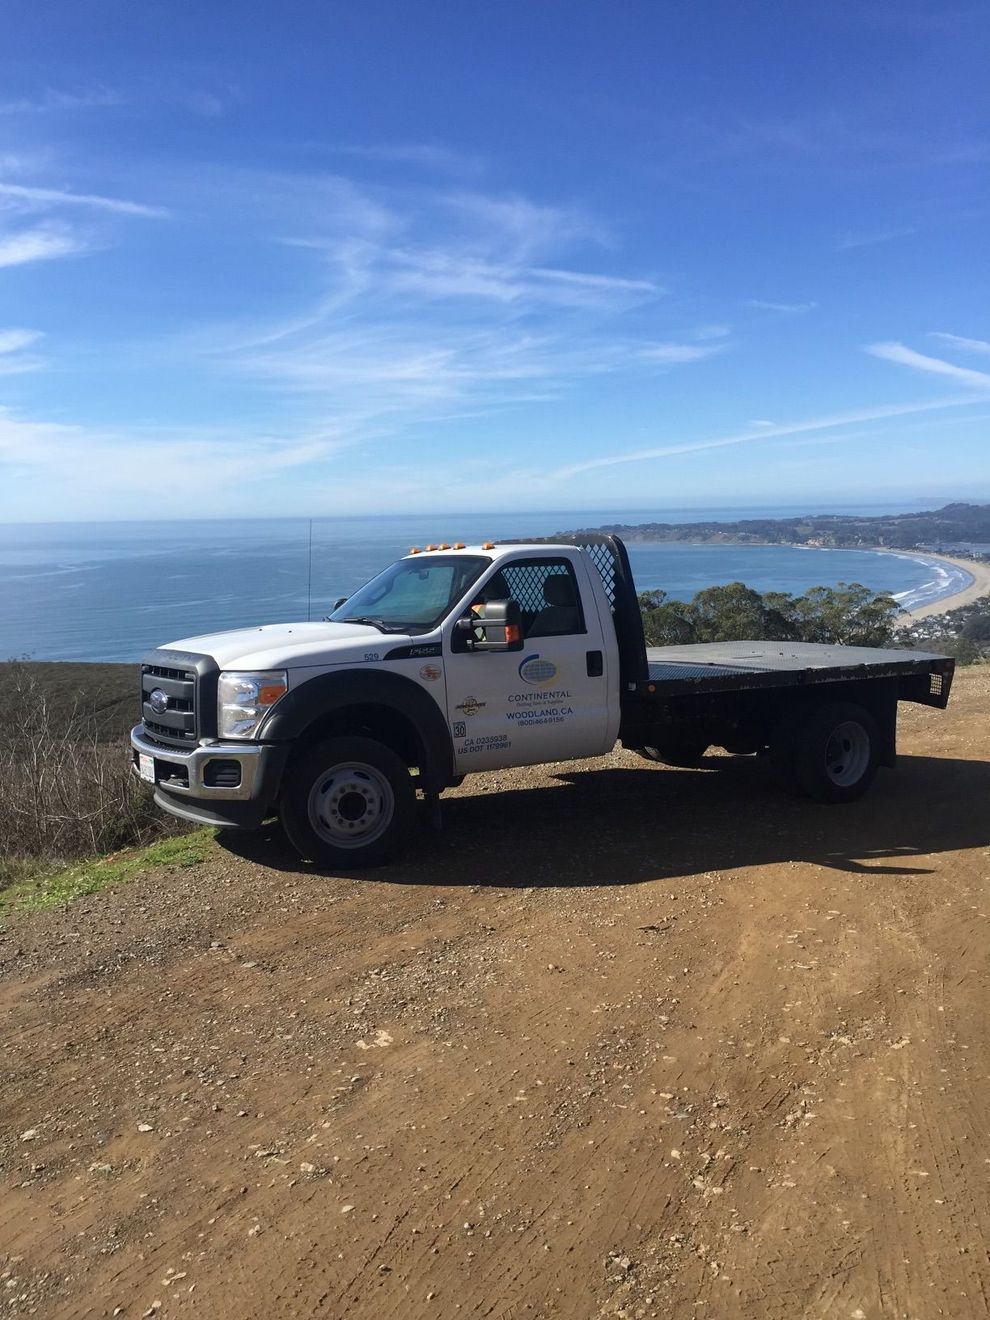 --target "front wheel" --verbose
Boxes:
[281,735,415,868]
[784,701,880,804]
